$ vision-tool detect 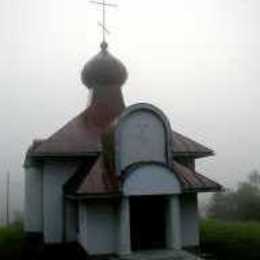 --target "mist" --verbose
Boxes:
[0,0,260,223]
